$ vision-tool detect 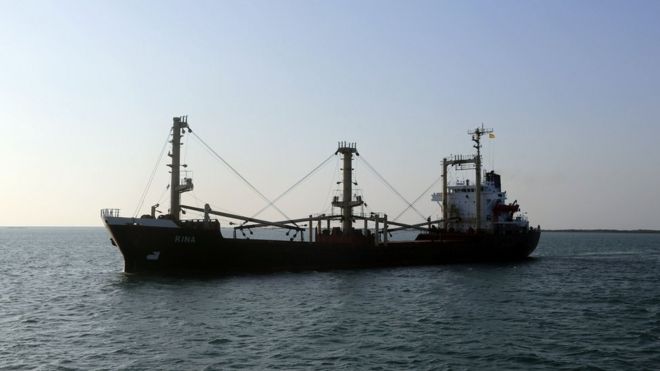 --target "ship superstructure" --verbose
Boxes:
[439,171,527,233]
[432,126,529,234]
